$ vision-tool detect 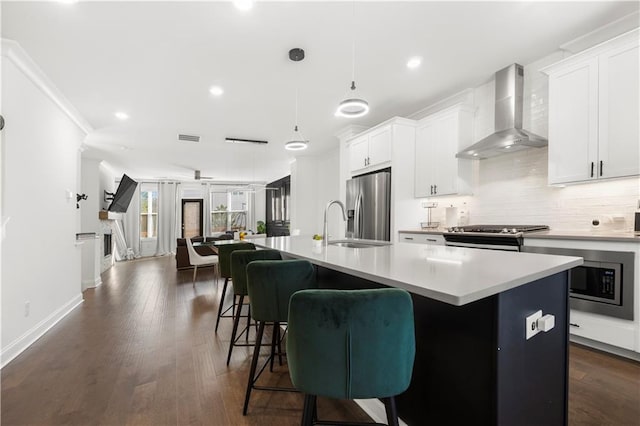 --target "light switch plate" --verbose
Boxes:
[526,310,542,340]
